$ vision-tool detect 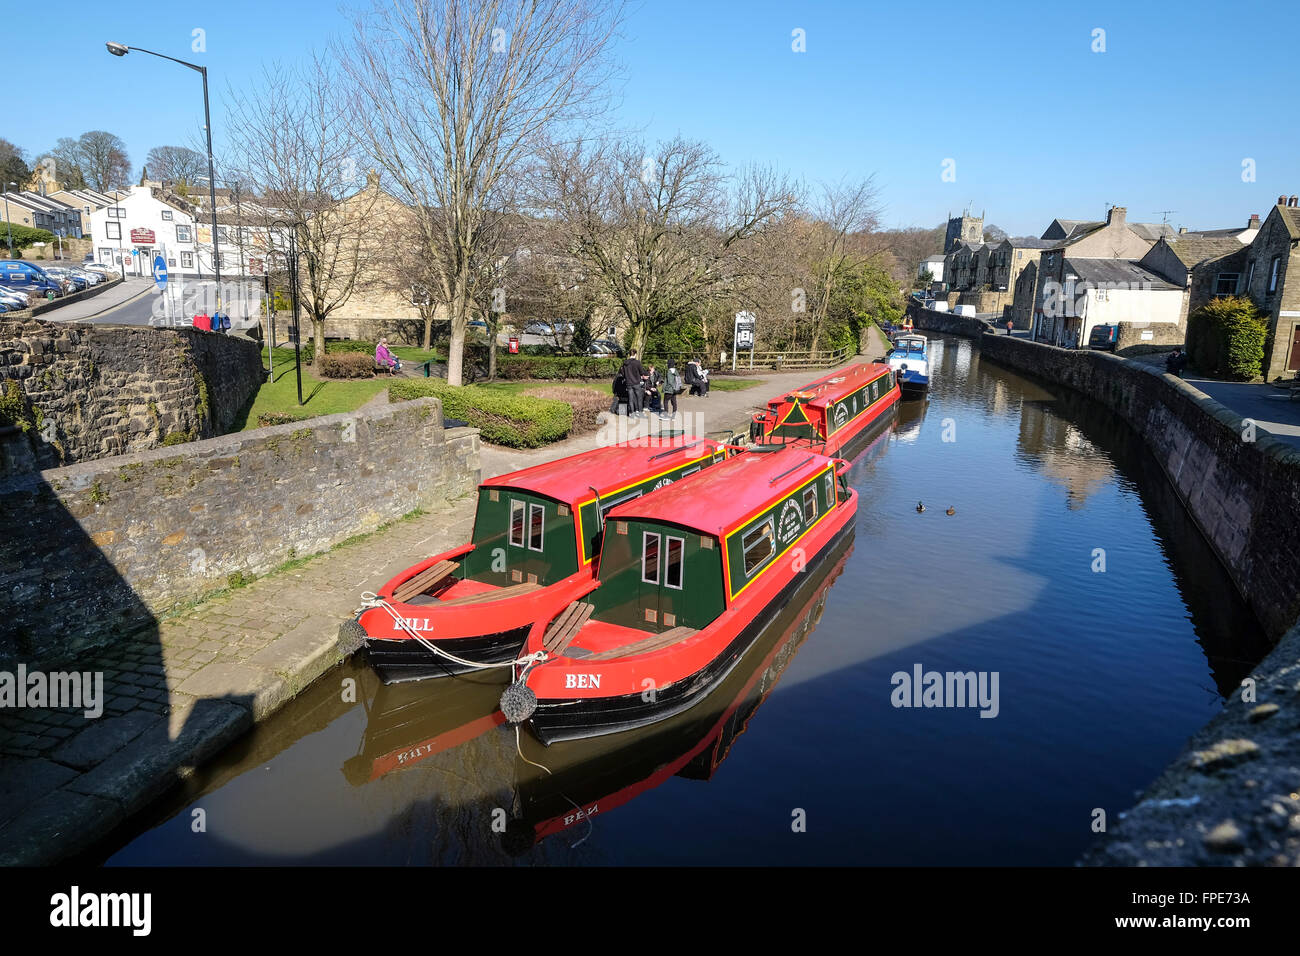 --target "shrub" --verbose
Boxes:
[493,355,620,380]
[160,431,193,446]
[327,339,380,356]
[256,411,307,427]
[1186,296,1267,381]
[390,379,572,448]
[318,353,377,379]
[523,385,608,434]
